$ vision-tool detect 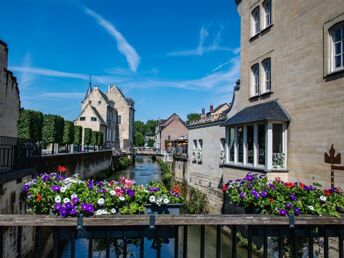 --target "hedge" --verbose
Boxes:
[63,121,74,145]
